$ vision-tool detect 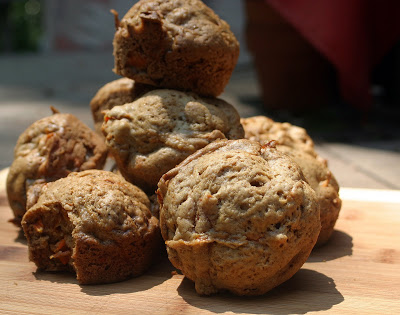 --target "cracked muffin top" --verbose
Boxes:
[7,112,108,224]
[22,170,160,284]
[241,116,317,157]
[25,170,155,243]
[113,0,239,96]
[157,139,320,295]
[102,89,244,193]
